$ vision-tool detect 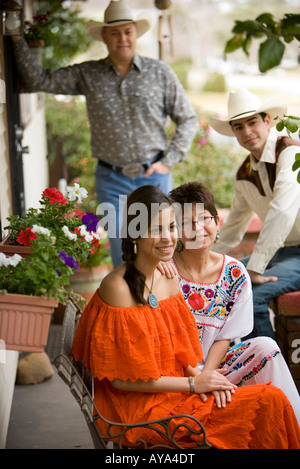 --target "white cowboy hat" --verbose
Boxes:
[86,0,151,42]
[209,88,287,136]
